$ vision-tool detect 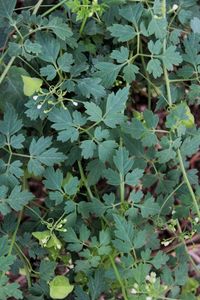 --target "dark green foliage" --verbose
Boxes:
[0,0,200,299]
